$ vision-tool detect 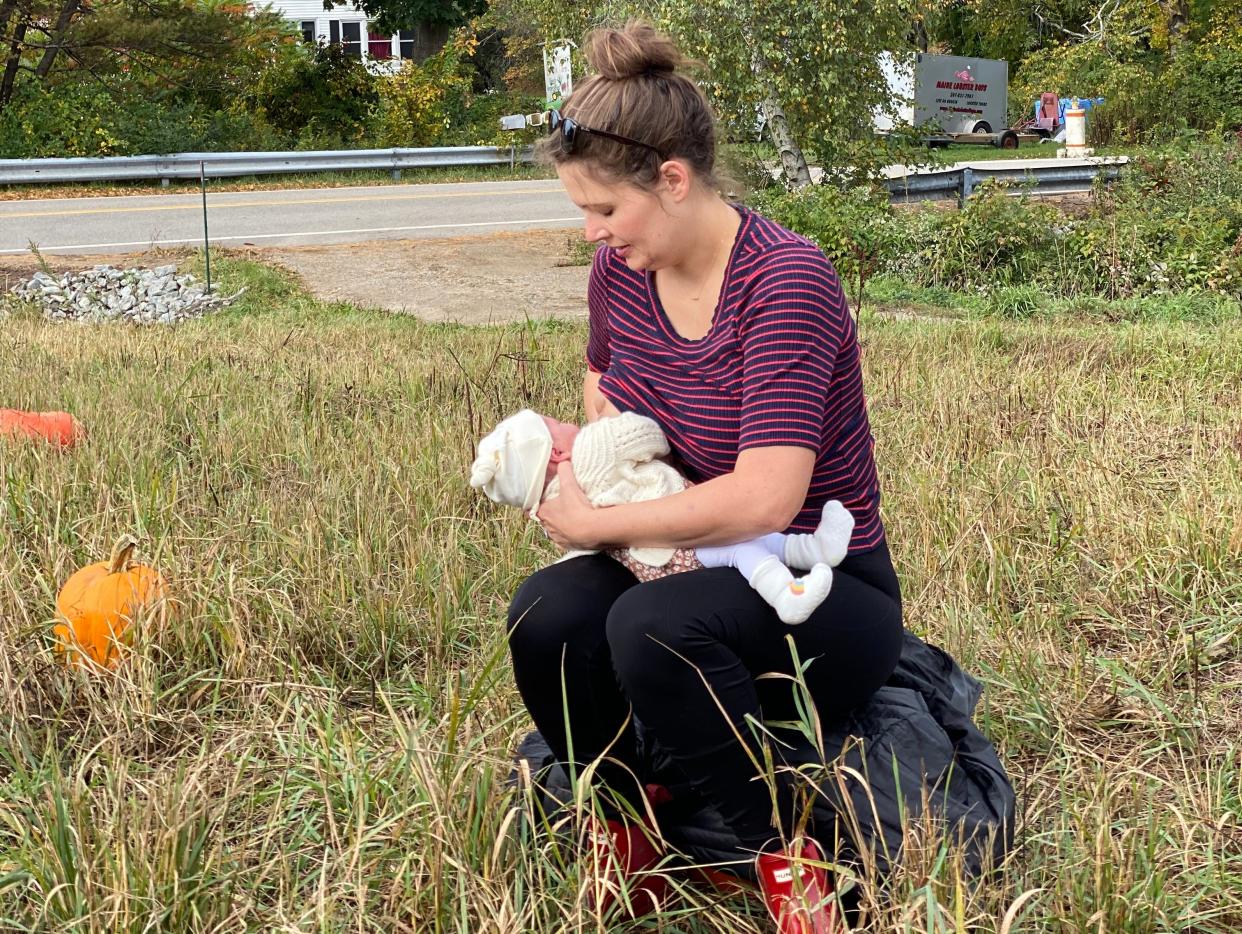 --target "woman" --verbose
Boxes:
[508,21,904,933]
